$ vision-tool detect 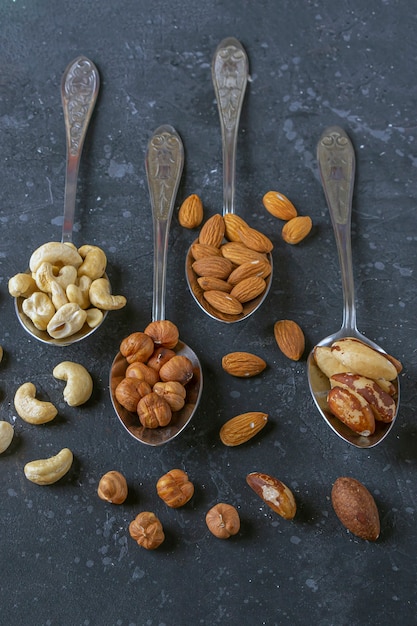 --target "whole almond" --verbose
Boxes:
[331,476,380,541]
[192,257,233,280]
[274,319,305,361]
[223,213,250,242]
[198,214,225,247]
[282,215,312,244]
[263,191,298,221]
[228,258,272,285]
[221,241,267,265]
[246,472,296,519]
[237,226,273,253]
[230,276,266,303]
[203,290,243,315]
[220,411,268,446]
[222,352,267,377]
[197,276,232,292]
[178,194,204,229]
[191,242,222,261]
